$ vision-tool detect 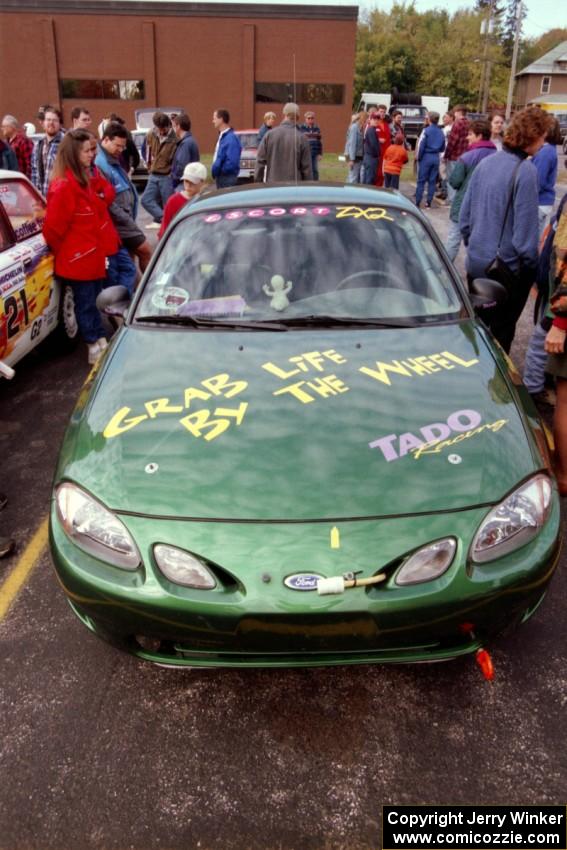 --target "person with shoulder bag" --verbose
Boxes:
[459,107,553,352]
